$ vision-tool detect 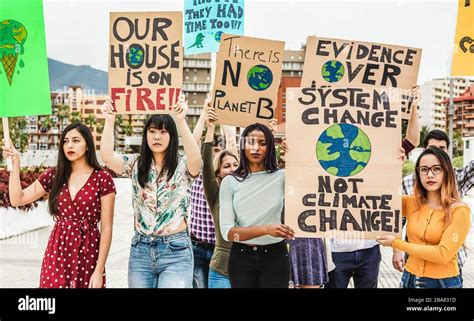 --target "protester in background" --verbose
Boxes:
[2,122,116,288]
[377,147,471,288]
[199,106,239,288]
[100,95,201,288]
[188,96,220,288]
[190,96,239,288]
